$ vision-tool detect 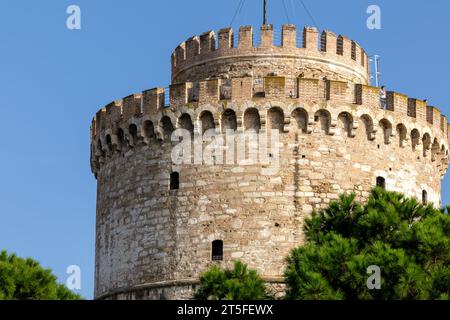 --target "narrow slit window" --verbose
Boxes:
[337,36,344,55]
[422,190,428,205]
[212,240,223,261]
[351,41,356,60]
[170,172,179,190]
